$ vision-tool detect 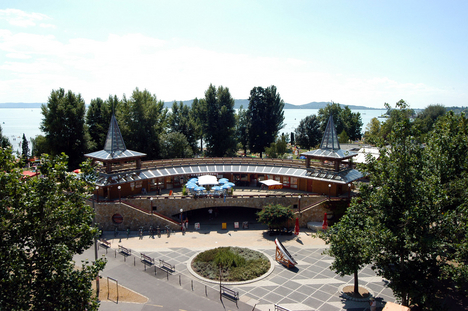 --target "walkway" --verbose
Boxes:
[74,227,395,311]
